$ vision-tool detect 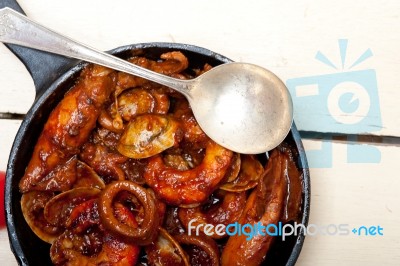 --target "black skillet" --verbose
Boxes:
[1,0,310,265]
